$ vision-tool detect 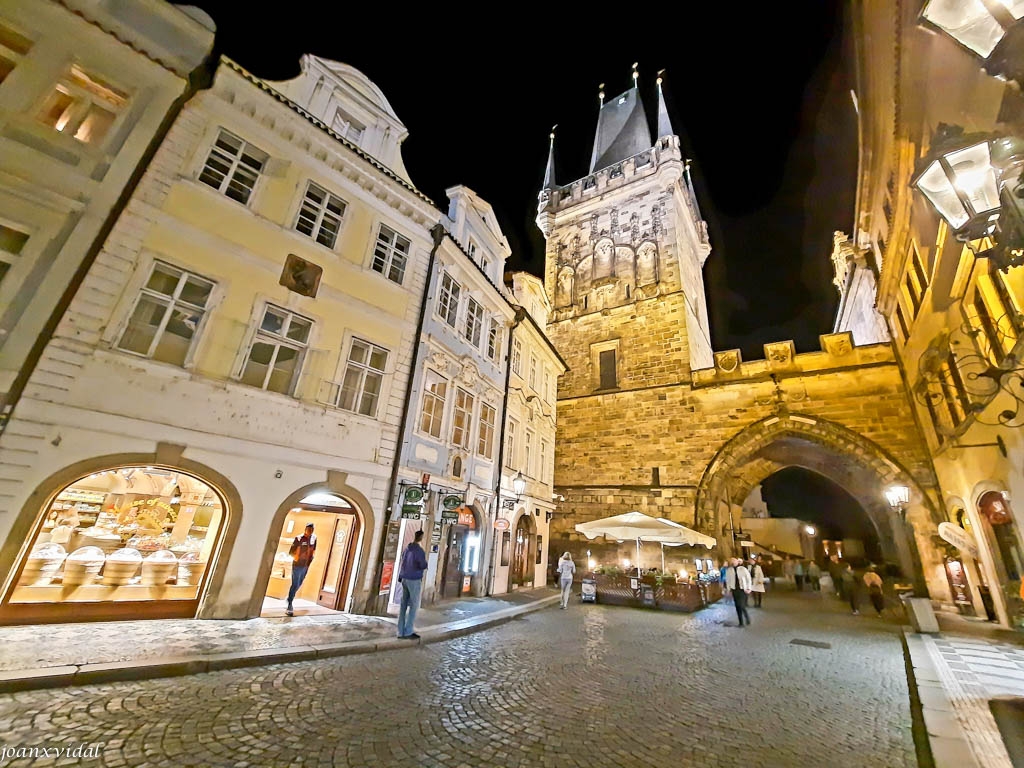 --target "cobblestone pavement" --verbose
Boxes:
[0,588,552,673]
[0,591,916,768]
